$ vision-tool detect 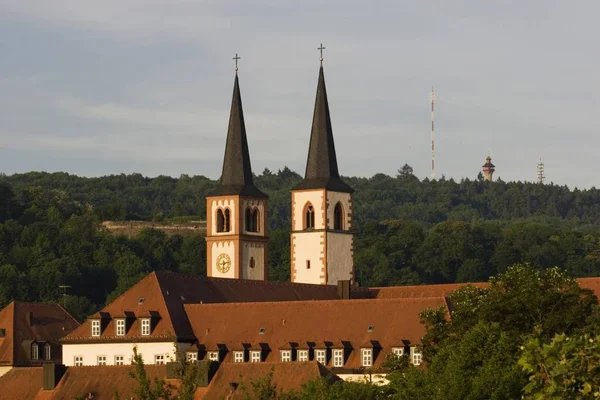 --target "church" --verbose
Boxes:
[58,59,431,382]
